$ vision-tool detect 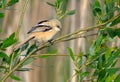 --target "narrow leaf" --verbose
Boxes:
[67,10,76,15]
[0,52,9,61]
[81,71,90,77]
[0,13,4,18]
[21,42,29,51]
[17,68,33,71]
[7,0,19,6]
[92,0,102,16]
[106,49,120,67]
[106,28,116,38]
[1,33,17,49]
[114,74,120,82]
[0,28,2,33]
[26,44,36,55]
[22,58,34,66]
[115,28,120,38]
[10,74,22,81]
[106,68,120,75]
[67,47,75,61]
[46,2,55,7]
[109,16,120,26]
